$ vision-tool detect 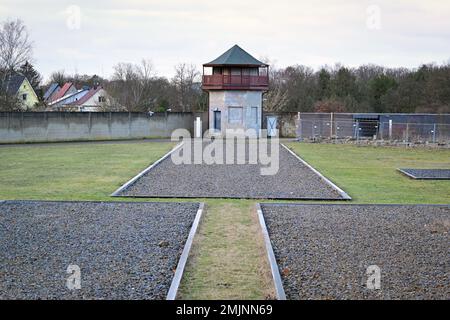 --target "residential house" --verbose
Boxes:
[70,86,112,111]
[48,87,90,109]
[48,82,77,104]
[47,85,113,111]
[43,83,60,103]
[1,74,40,109]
